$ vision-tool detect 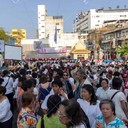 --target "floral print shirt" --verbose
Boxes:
[96,115,127,128]
[17,107,37,128]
